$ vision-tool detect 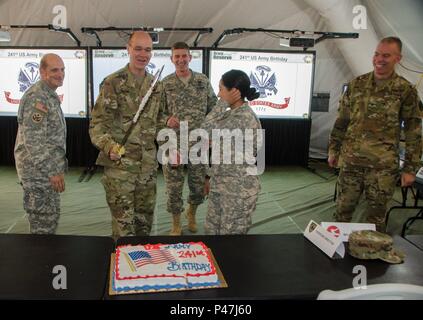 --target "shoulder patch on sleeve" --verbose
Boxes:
[31,112,44,123]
